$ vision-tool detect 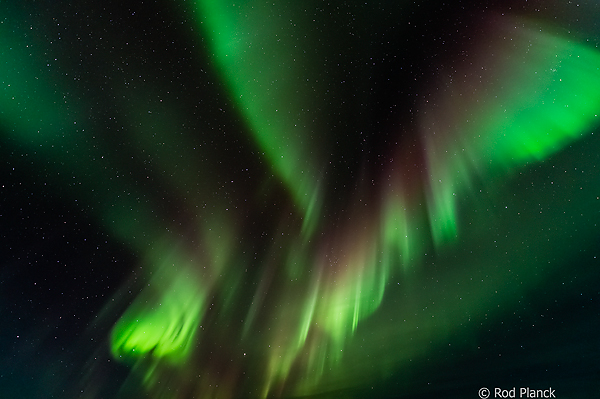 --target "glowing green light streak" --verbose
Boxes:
[111,267,206,363]
[352,282,361,332]
[298,282,319,347]
[313,229,386,355]
[381,195,419,269]
[192,1,324,237]
[423,25,600,246]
